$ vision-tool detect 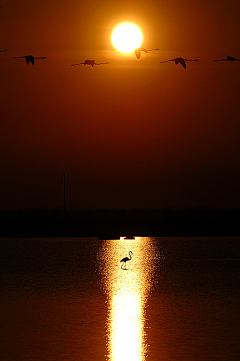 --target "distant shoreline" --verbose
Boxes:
[1,208,240,238]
